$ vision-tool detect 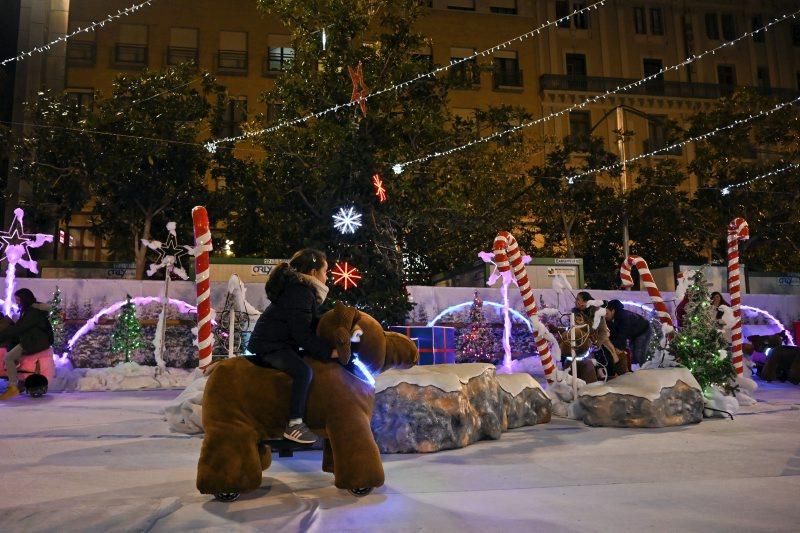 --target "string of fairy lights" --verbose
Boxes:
[1,0,156,67]
[720,163,799,196]
[202,0,608,153]
[390,7,800,175]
